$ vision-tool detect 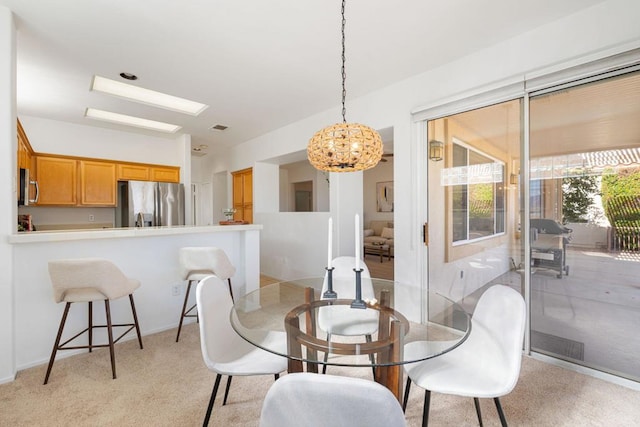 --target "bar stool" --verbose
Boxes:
[176,247,236,342]
[44,258,144,385]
